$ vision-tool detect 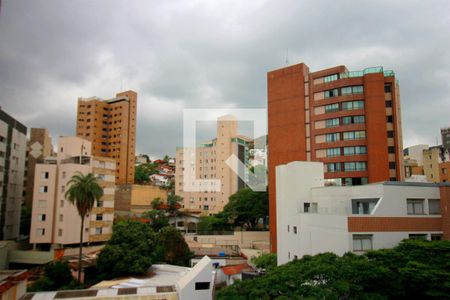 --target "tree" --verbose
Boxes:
[144,209,169,232]
[217,240,450,299]
[223,188,268,230]
[96,221,156,279]
[251,253,277,272]
[163,155,170,162]
[65,172,103,283]
[153,226,193,266]
[197,212,232,234]
[28,261,76,292]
